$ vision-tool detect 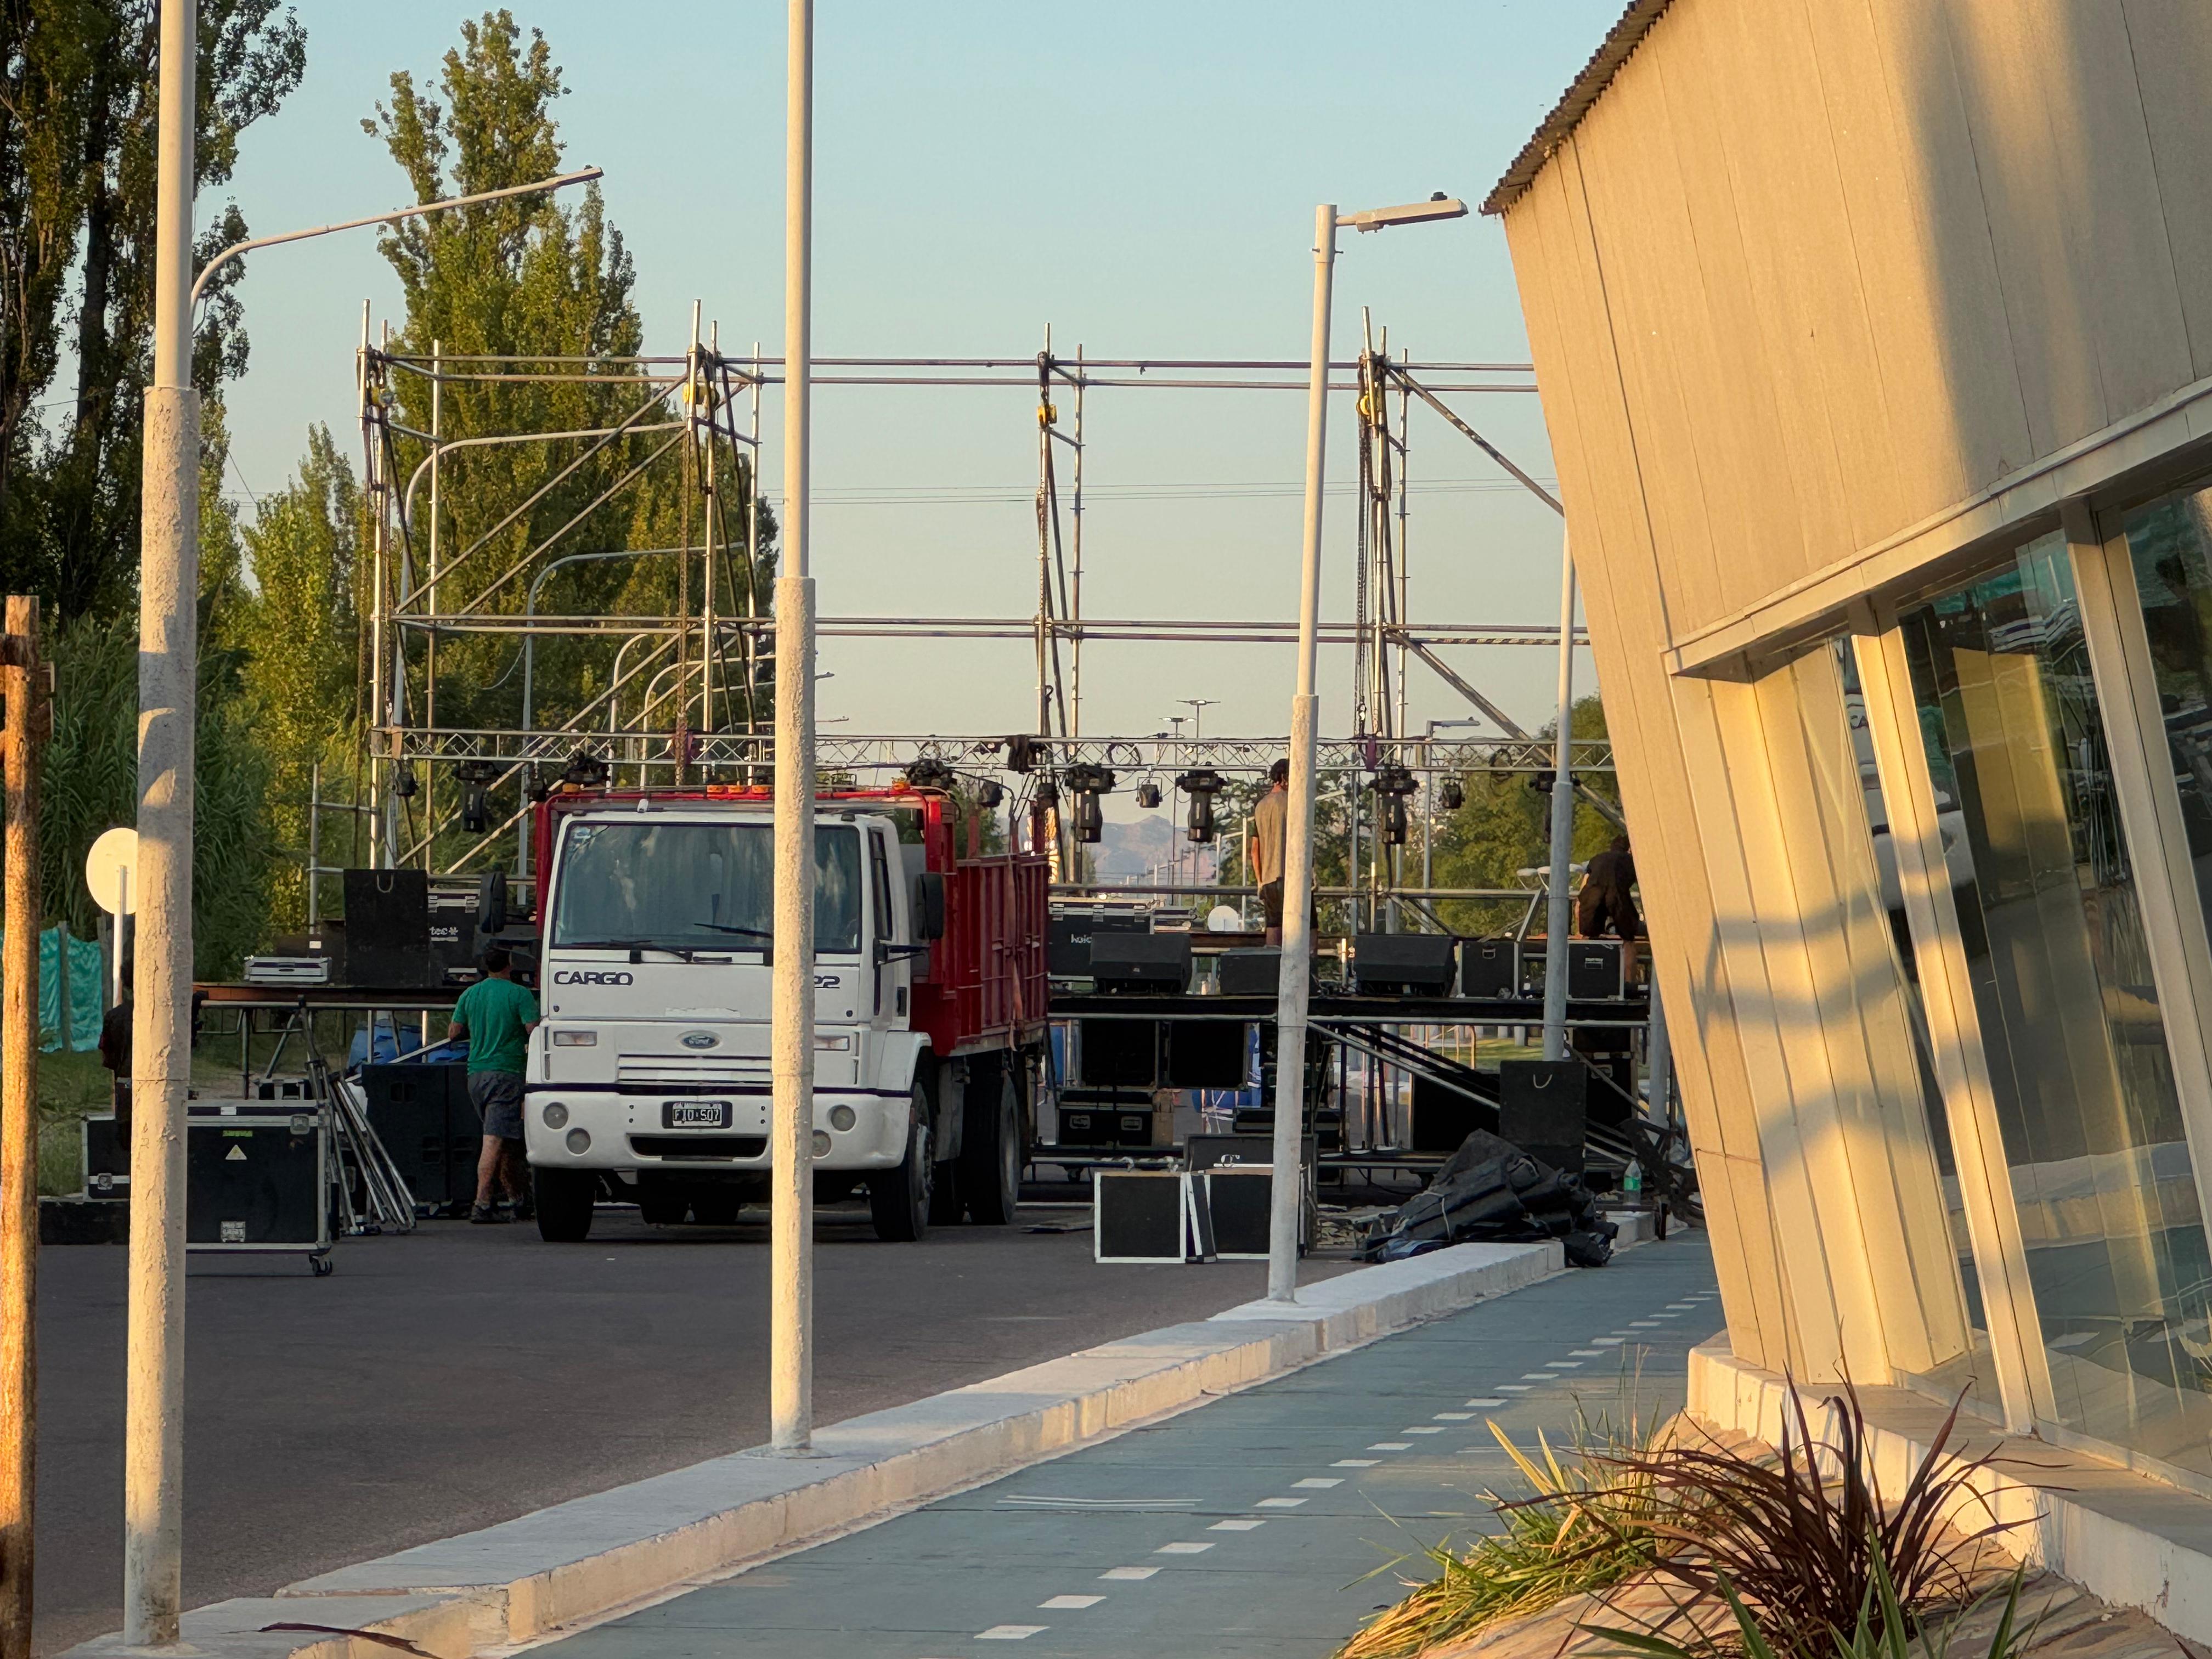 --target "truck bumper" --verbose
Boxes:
[522,1090,912,1172]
